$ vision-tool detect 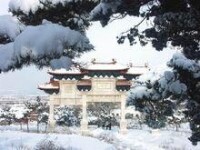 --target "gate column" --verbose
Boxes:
[81,95,88,134]
[49,96,56,129]
[120,95,127,134]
